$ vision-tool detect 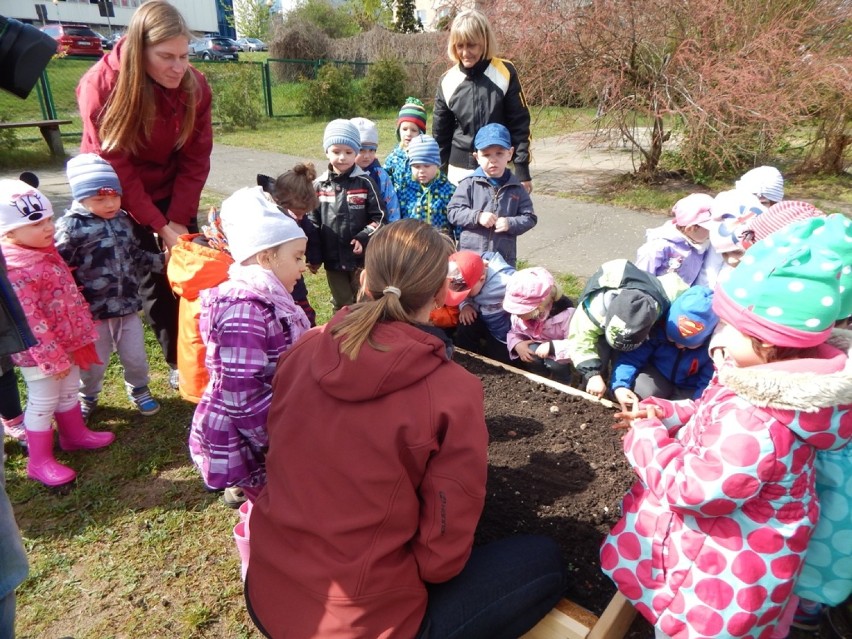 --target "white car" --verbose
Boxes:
[234,37,267,52]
